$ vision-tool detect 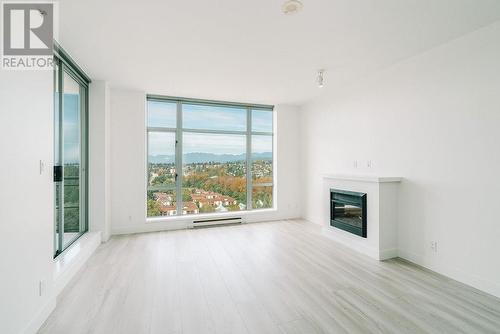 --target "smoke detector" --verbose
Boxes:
[282,0,303,15]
